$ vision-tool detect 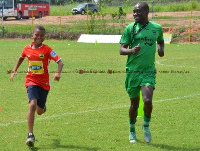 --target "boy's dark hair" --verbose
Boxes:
[33,26,46,34]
